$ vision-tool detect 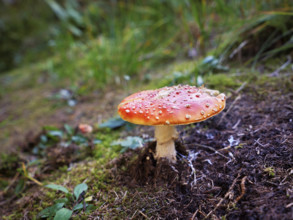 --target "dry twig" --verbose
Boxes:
[217,95,241,126]
[235,81,247,94]
[191,209,199,220]
[185,143,229,160]
[139,210,150,219]
[234,176,247,203]
[204,174,240,219]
